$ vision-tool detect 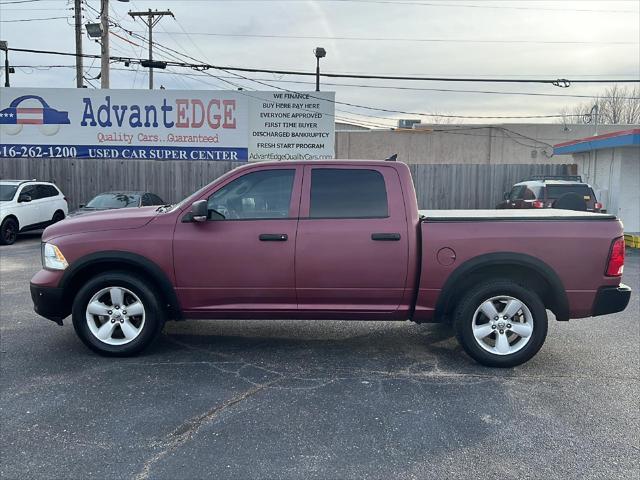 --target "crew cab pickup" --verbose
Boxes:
[30,161,631,367]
